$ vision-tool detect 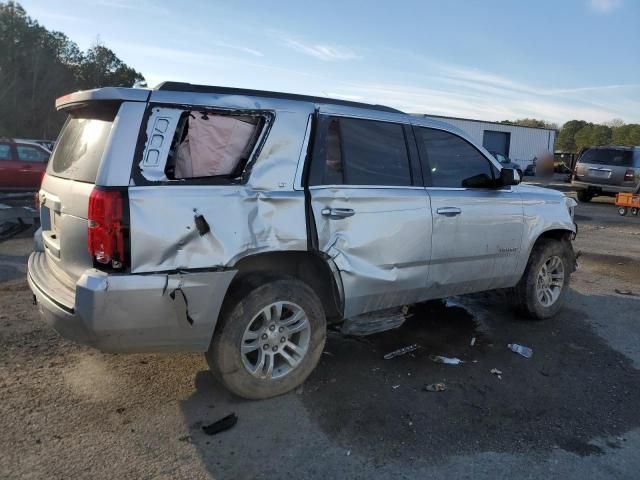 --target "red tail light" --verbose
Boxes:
[624,169,635,182]
[88,188,125,268]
